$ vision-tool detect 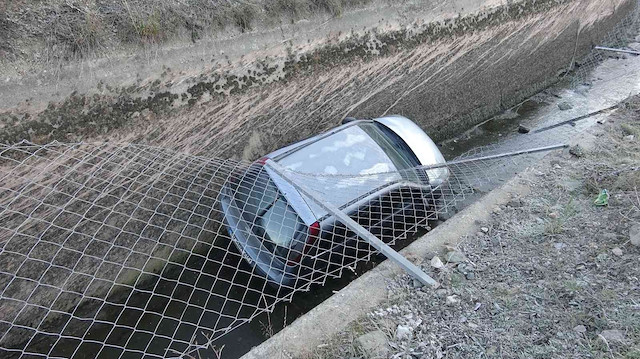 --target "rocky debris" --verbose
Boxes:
[456,263,475,278]
[558,102,573,111]
[395,325,413,341]
[445,251,466,263]
[599,329,625,343]
[631,224,640,247]
[465,272,476,280]
[596,252,608,262]
[507,198,524,208]
[518,124,531,134]
[412,279,423,289]
[423,251,437,260]
[435,288,448,297]
[554,242,566,250]
[563,179,583,193]
[548,212,559,219]
[430,256,444,269]
[356,330,390,358]
[612,247,623,257]
[569,145,584,157]
[446,295,460,306]
[573,325,587,333]
[624,134,635,141]
[480,227,489,233]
